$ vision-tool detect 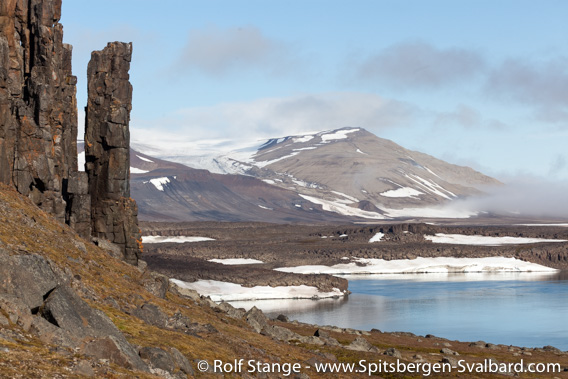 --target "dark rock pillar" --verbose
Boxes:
[0,0,90,238]
[85,42,142,265]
